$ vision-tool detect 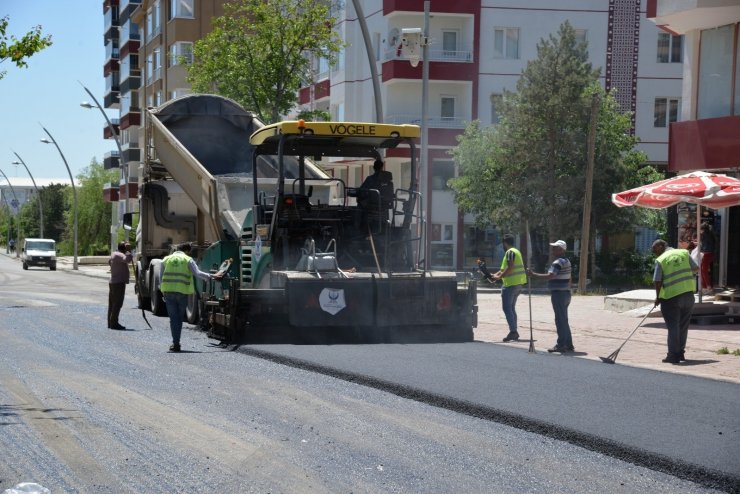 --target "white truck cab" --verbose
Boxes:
[21,238,57,270]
